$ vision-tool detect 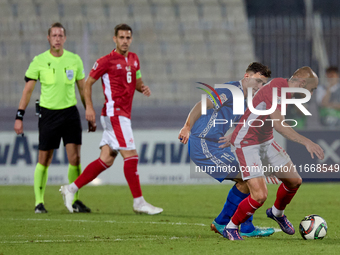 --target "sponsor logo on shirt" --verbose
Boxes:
[117,64,122,69]
[125,66,131,71]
